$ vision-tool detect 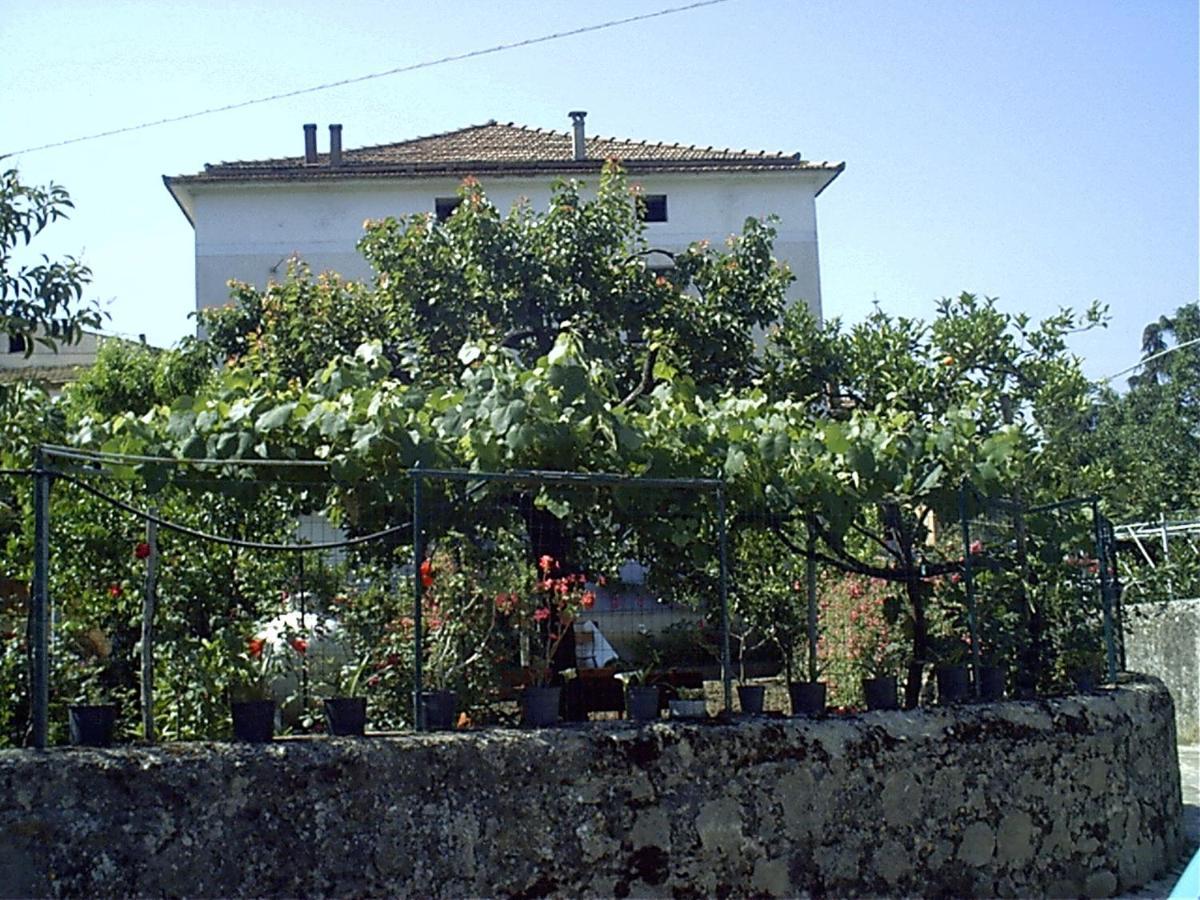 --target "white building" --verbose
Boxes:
[164,113,843,318]
[0,329,109,394]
